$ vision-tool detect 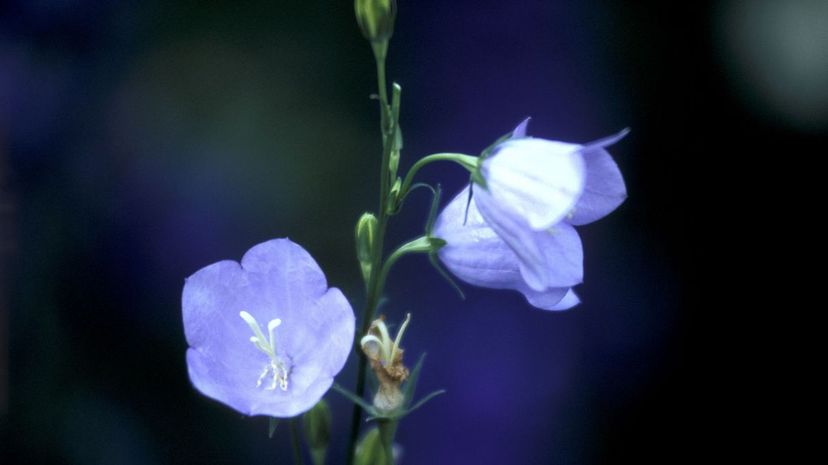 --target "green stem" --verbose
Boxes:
[347,39,394,465]
[374,45,388,115]
[376,236,433,295]
[398,153,477,201]
[378,420,398,465]
[290,419,305,465]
